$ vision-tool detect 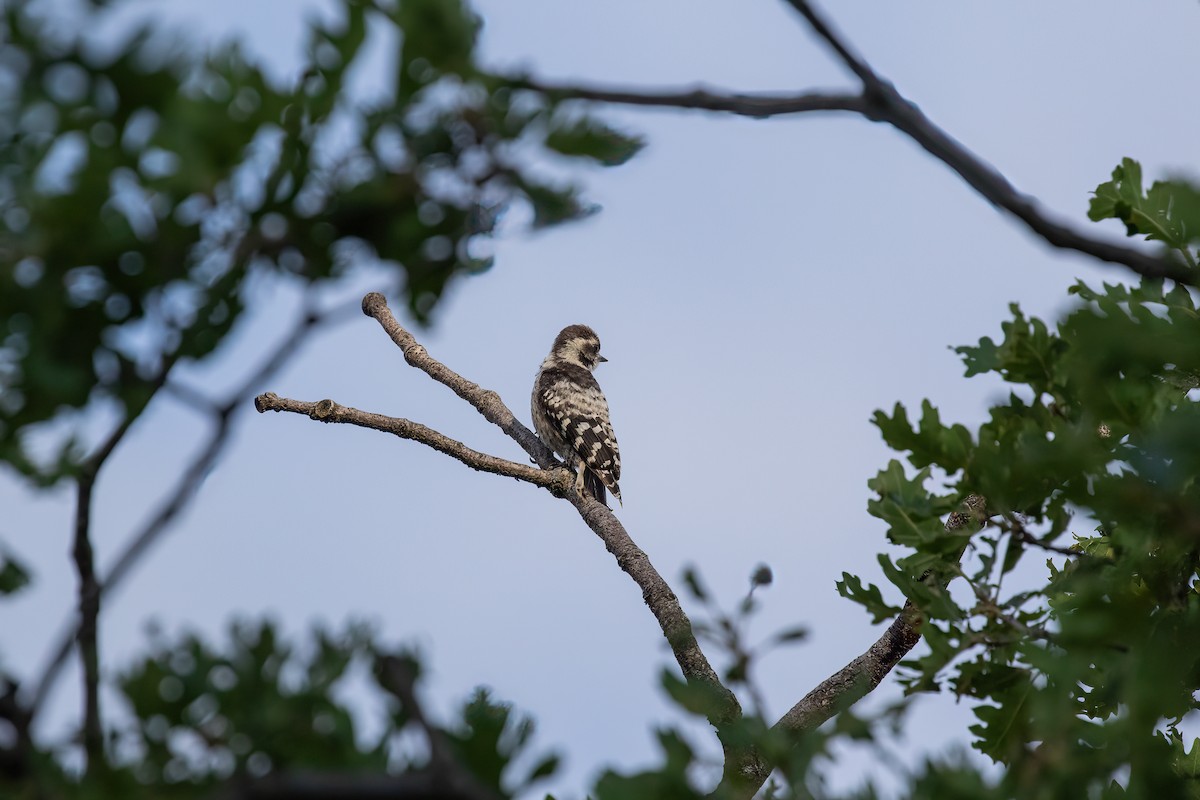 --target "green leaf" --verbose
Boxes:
[836,572,901,623]
[659,670,727,719]
[1089,157,1200,257]
[545,115,645,167]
